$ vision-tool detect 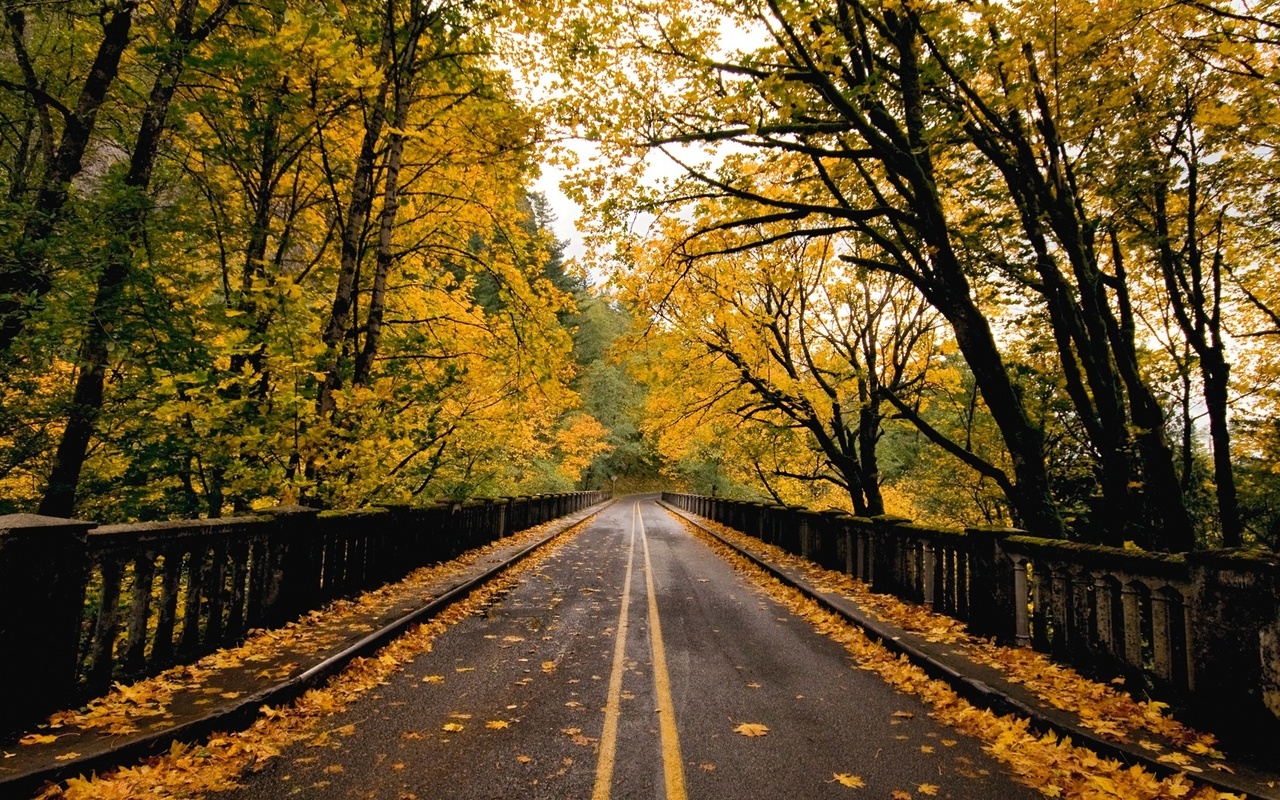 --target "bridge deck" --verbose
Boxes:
[222,497,1038,800]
